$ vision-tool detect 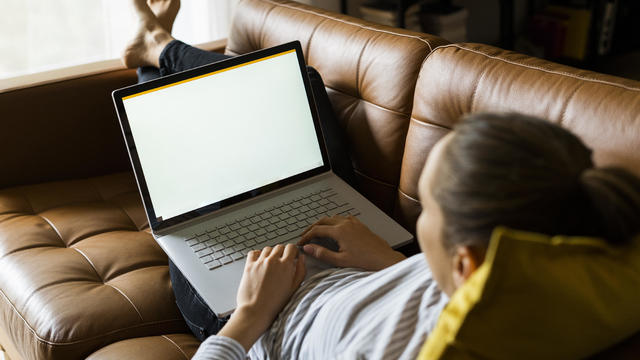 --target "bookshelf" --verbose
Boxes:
[339,0,640,80]
[341,0,411,28]
[518,0,639,74]
[500,0,516,49]
[341,0,518,49]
